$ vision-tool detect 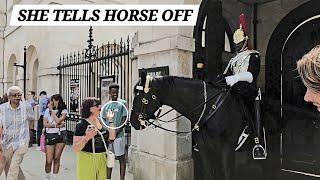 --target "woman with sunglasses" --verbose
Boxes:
[72,98,115,180]
[43,94,68,180]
